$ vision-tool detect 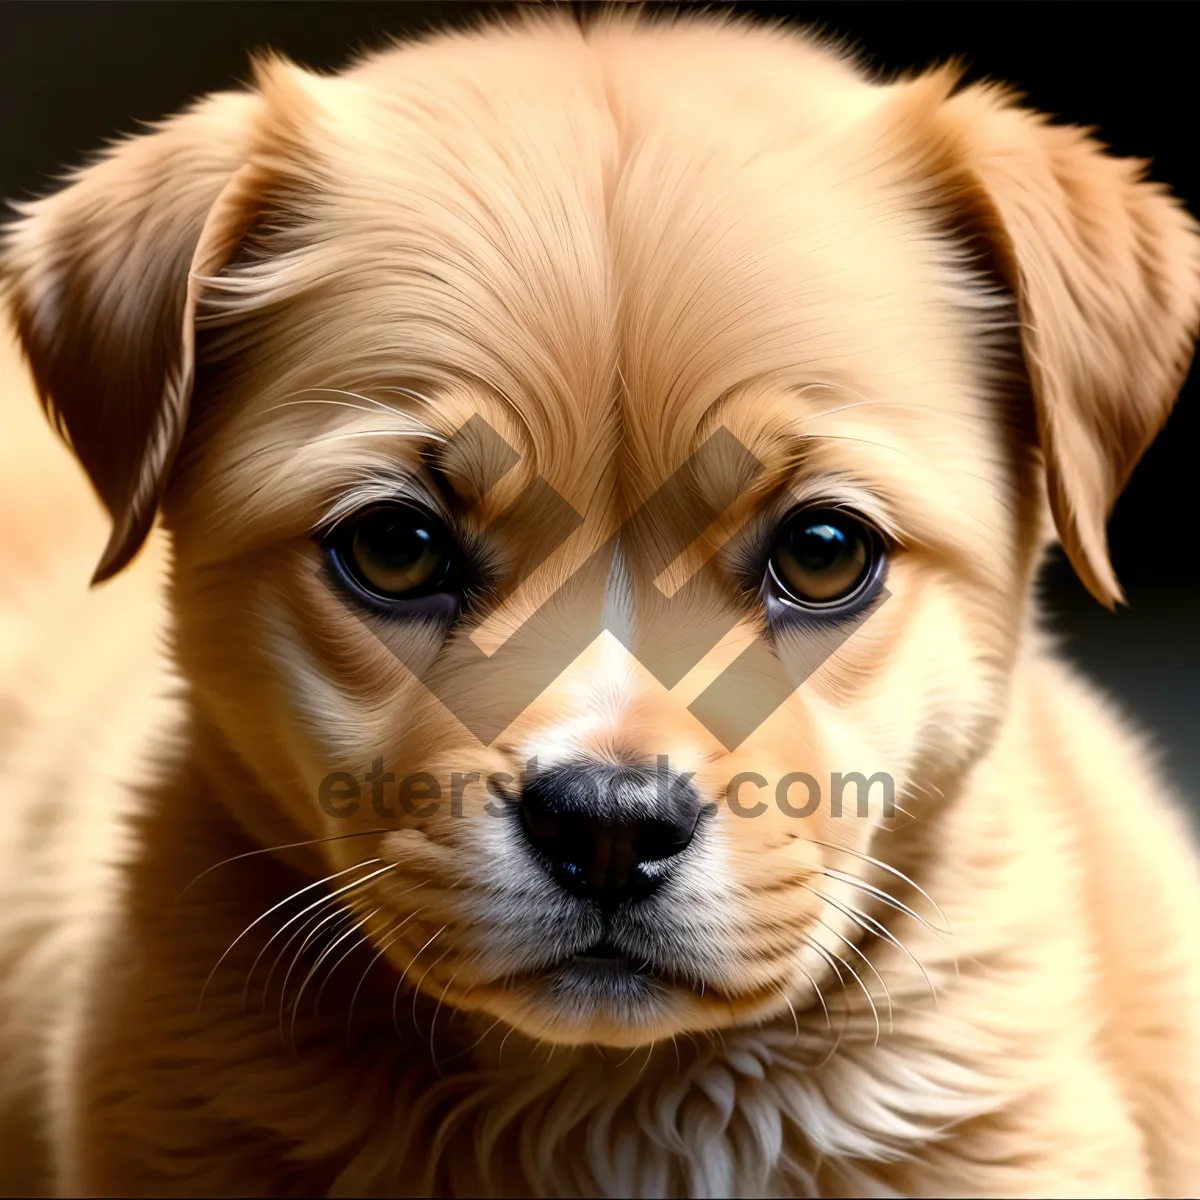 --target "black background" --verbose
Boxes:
[2,2,1197,799]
